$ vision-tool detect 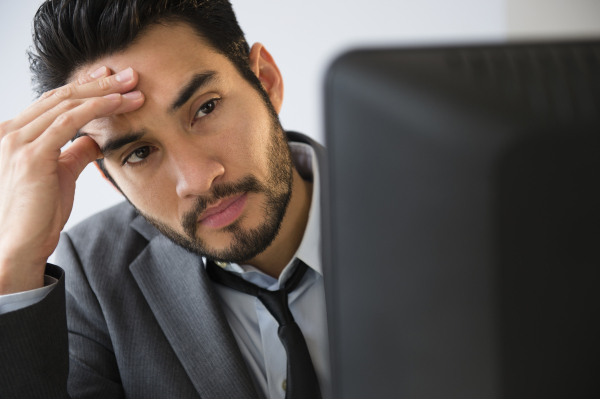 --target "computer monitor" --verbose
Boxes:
[322,41,600,398]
